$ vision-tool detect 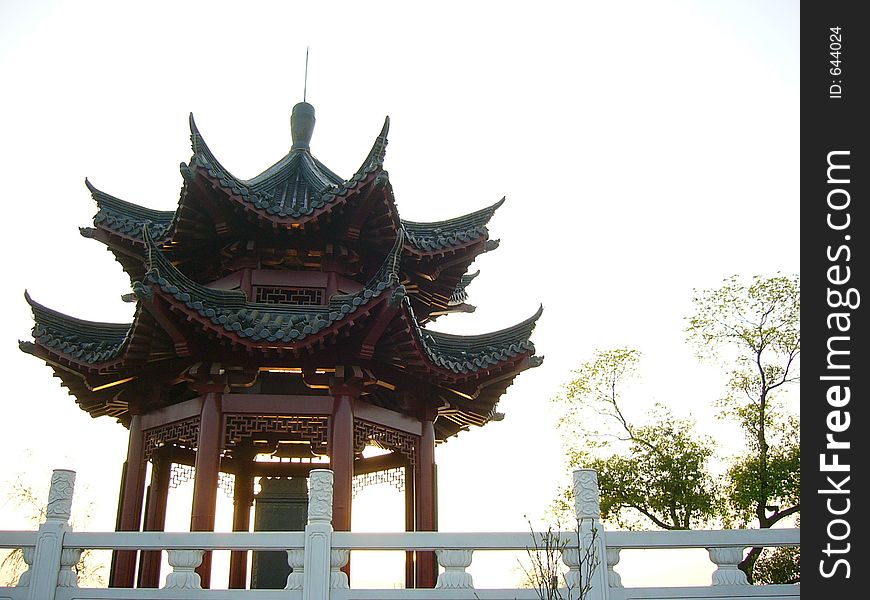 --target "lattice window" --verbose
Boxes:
[219,472,235,499]
[224,415,330,454]
[143,417,200,461]
[254,286,324,306]
[352,467,405,498]
[353,420,417,466]
[169,464,195,489]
